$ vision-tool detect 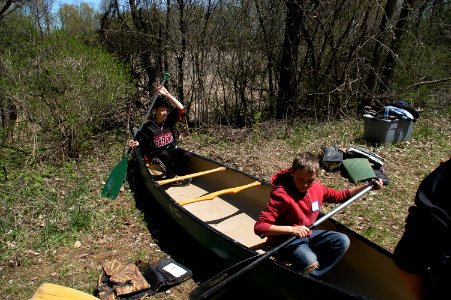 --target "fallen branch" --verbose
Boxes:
[1,144,30,154]
[406,78,451,89]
